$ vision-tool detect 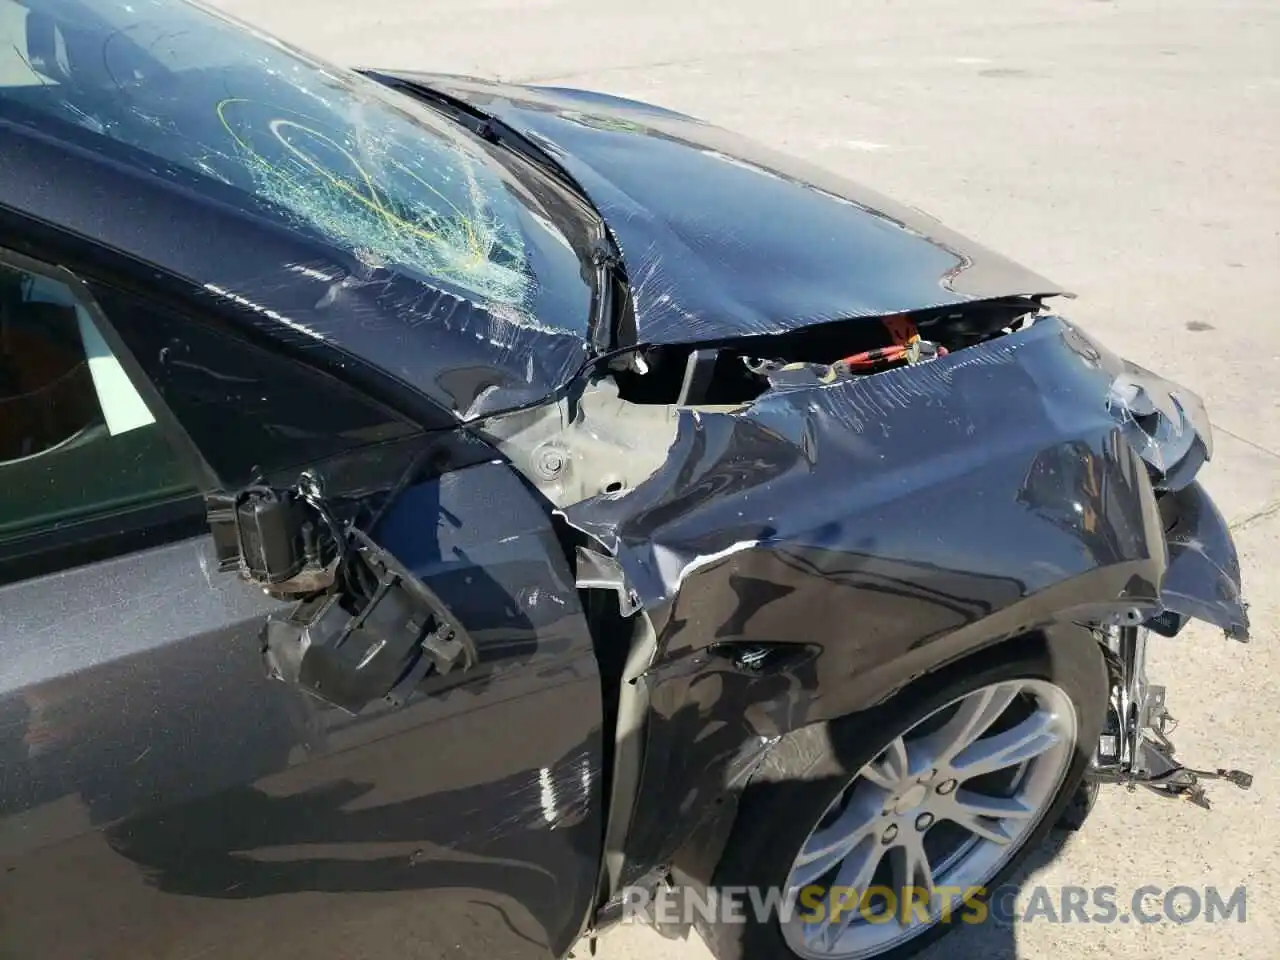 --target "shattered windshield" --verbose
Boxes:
[0,0,592,331]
